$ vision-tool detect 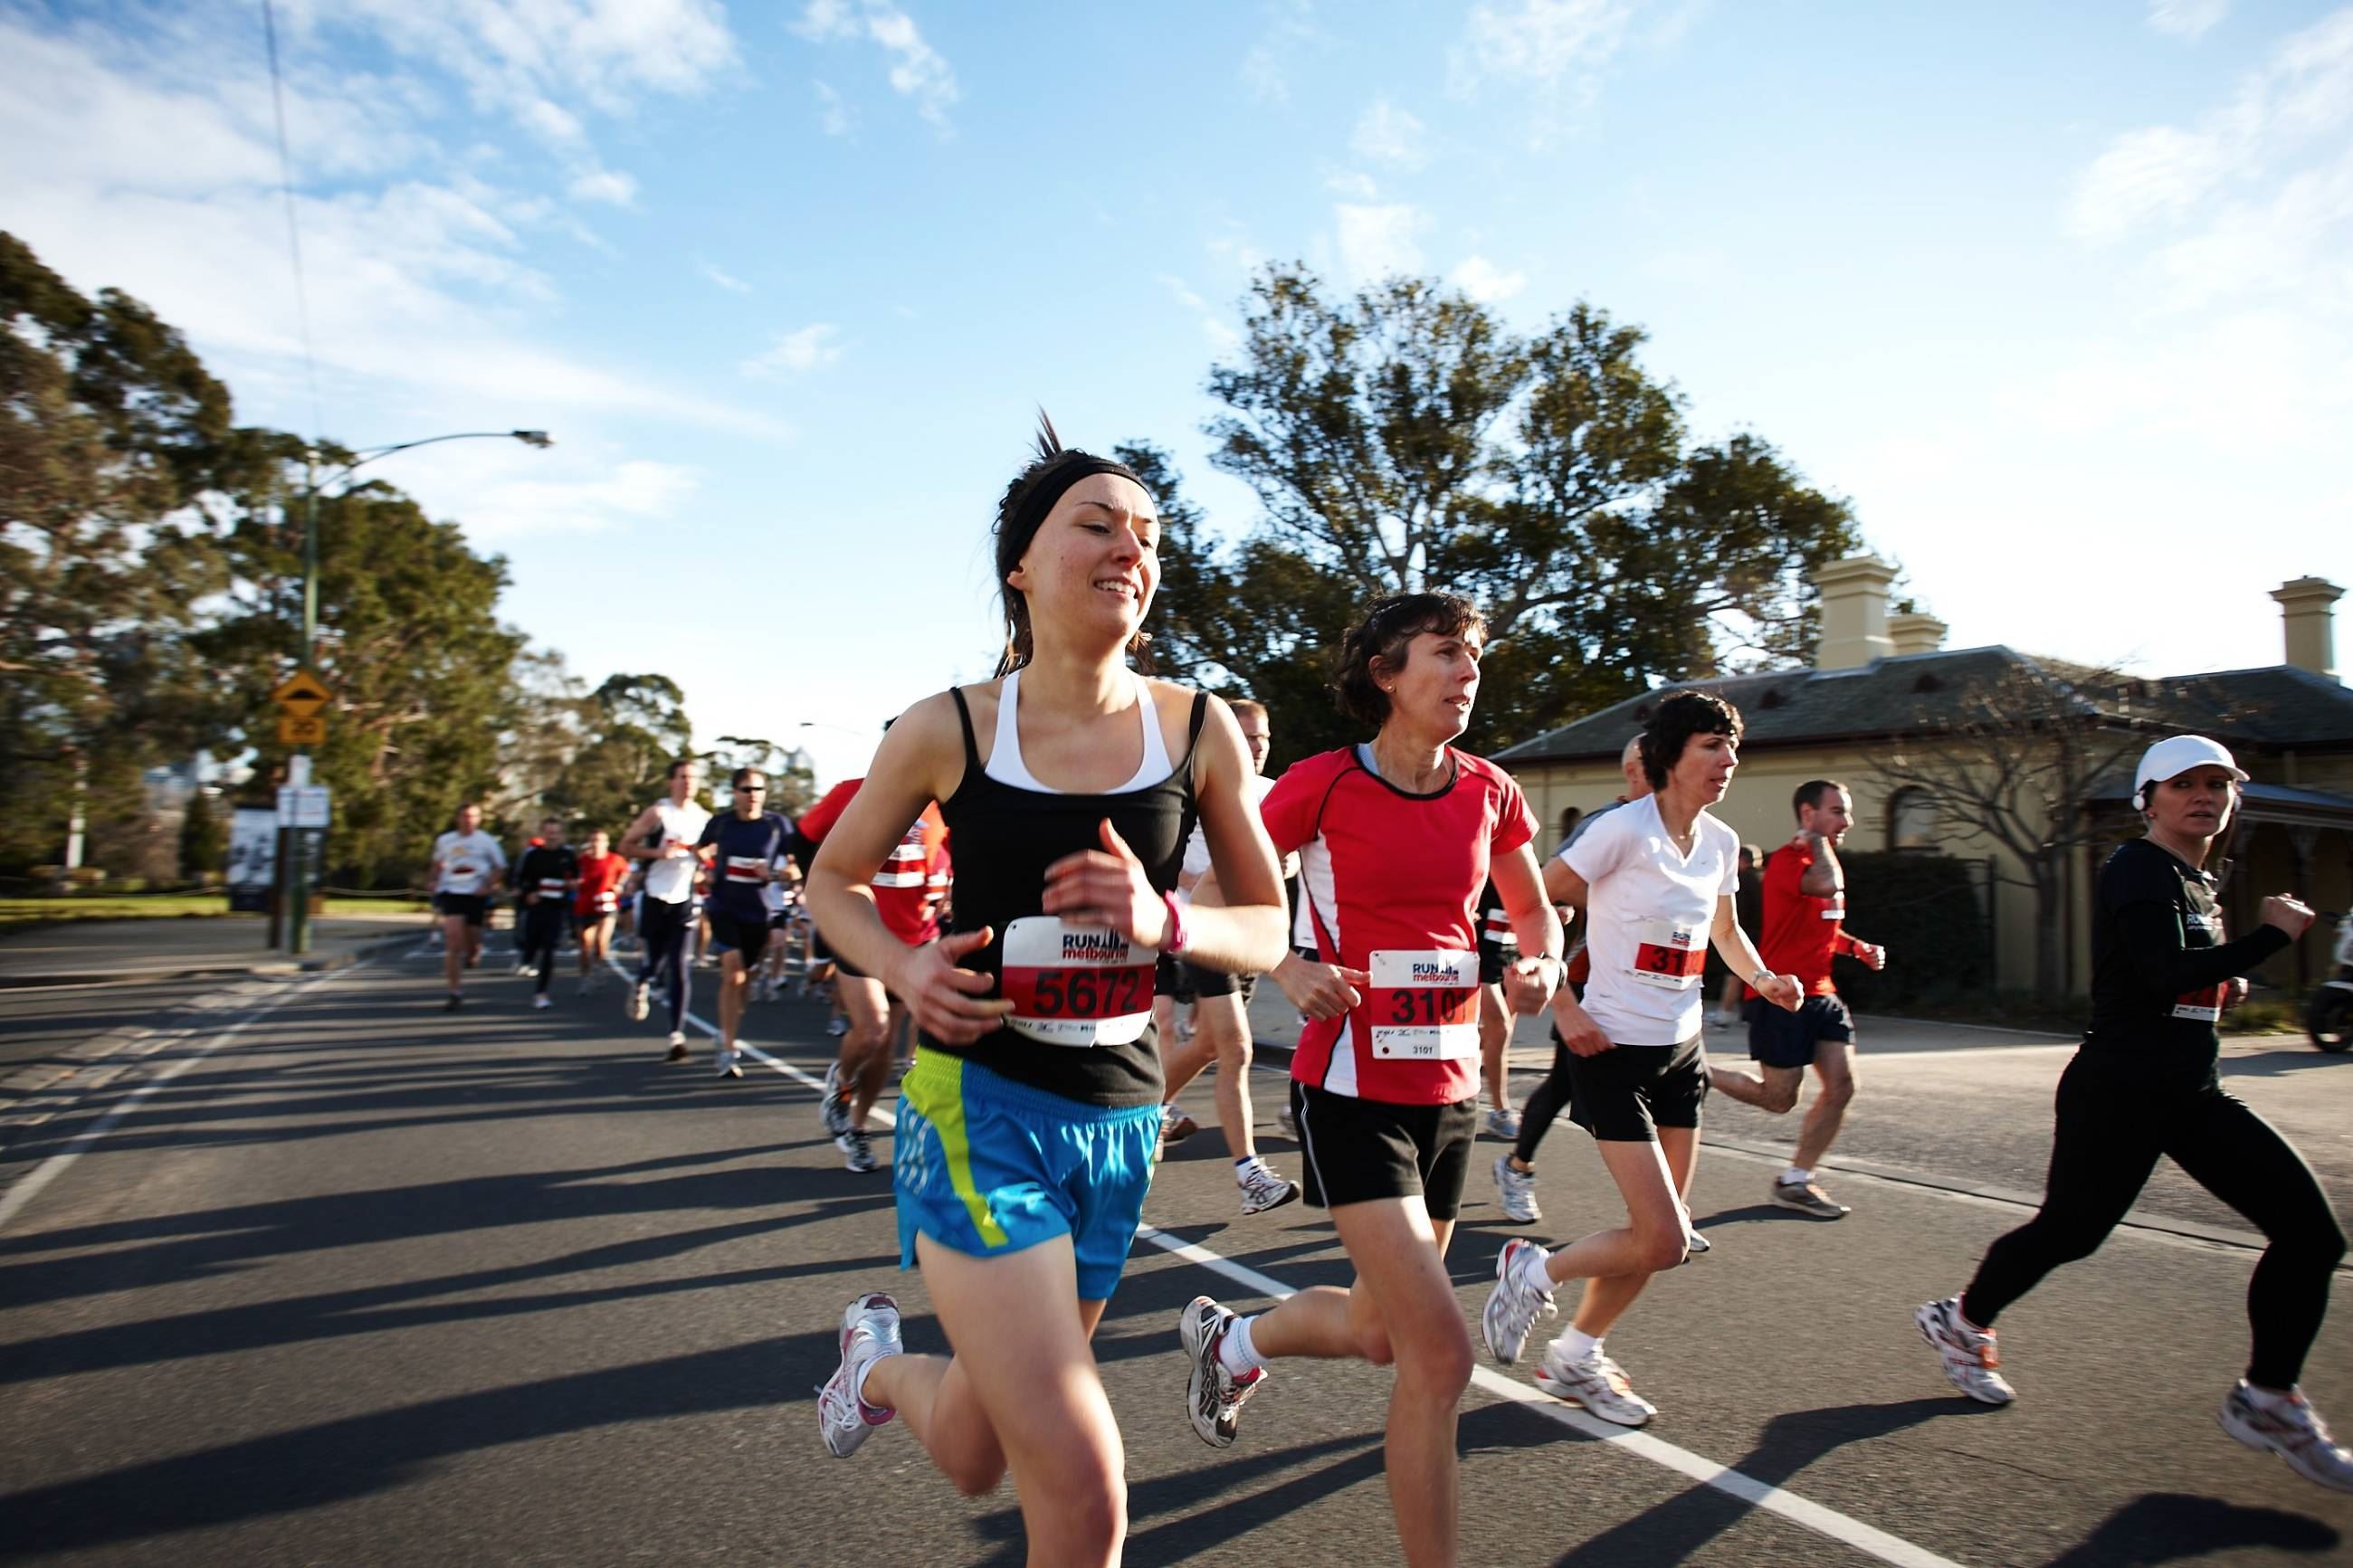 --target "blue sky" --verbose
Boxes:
[5,0,2348,786]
